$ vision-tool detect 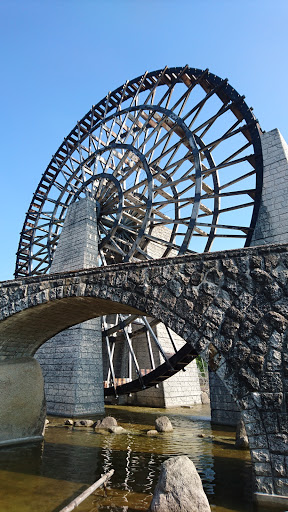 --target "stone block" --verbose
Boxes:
[268,434,288,454]
[255,476,274,495]
[251,449,270,463]
[254,462,272,477]
[249,434,268,449]
[271,454,286,477]
[274,478,288,496]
